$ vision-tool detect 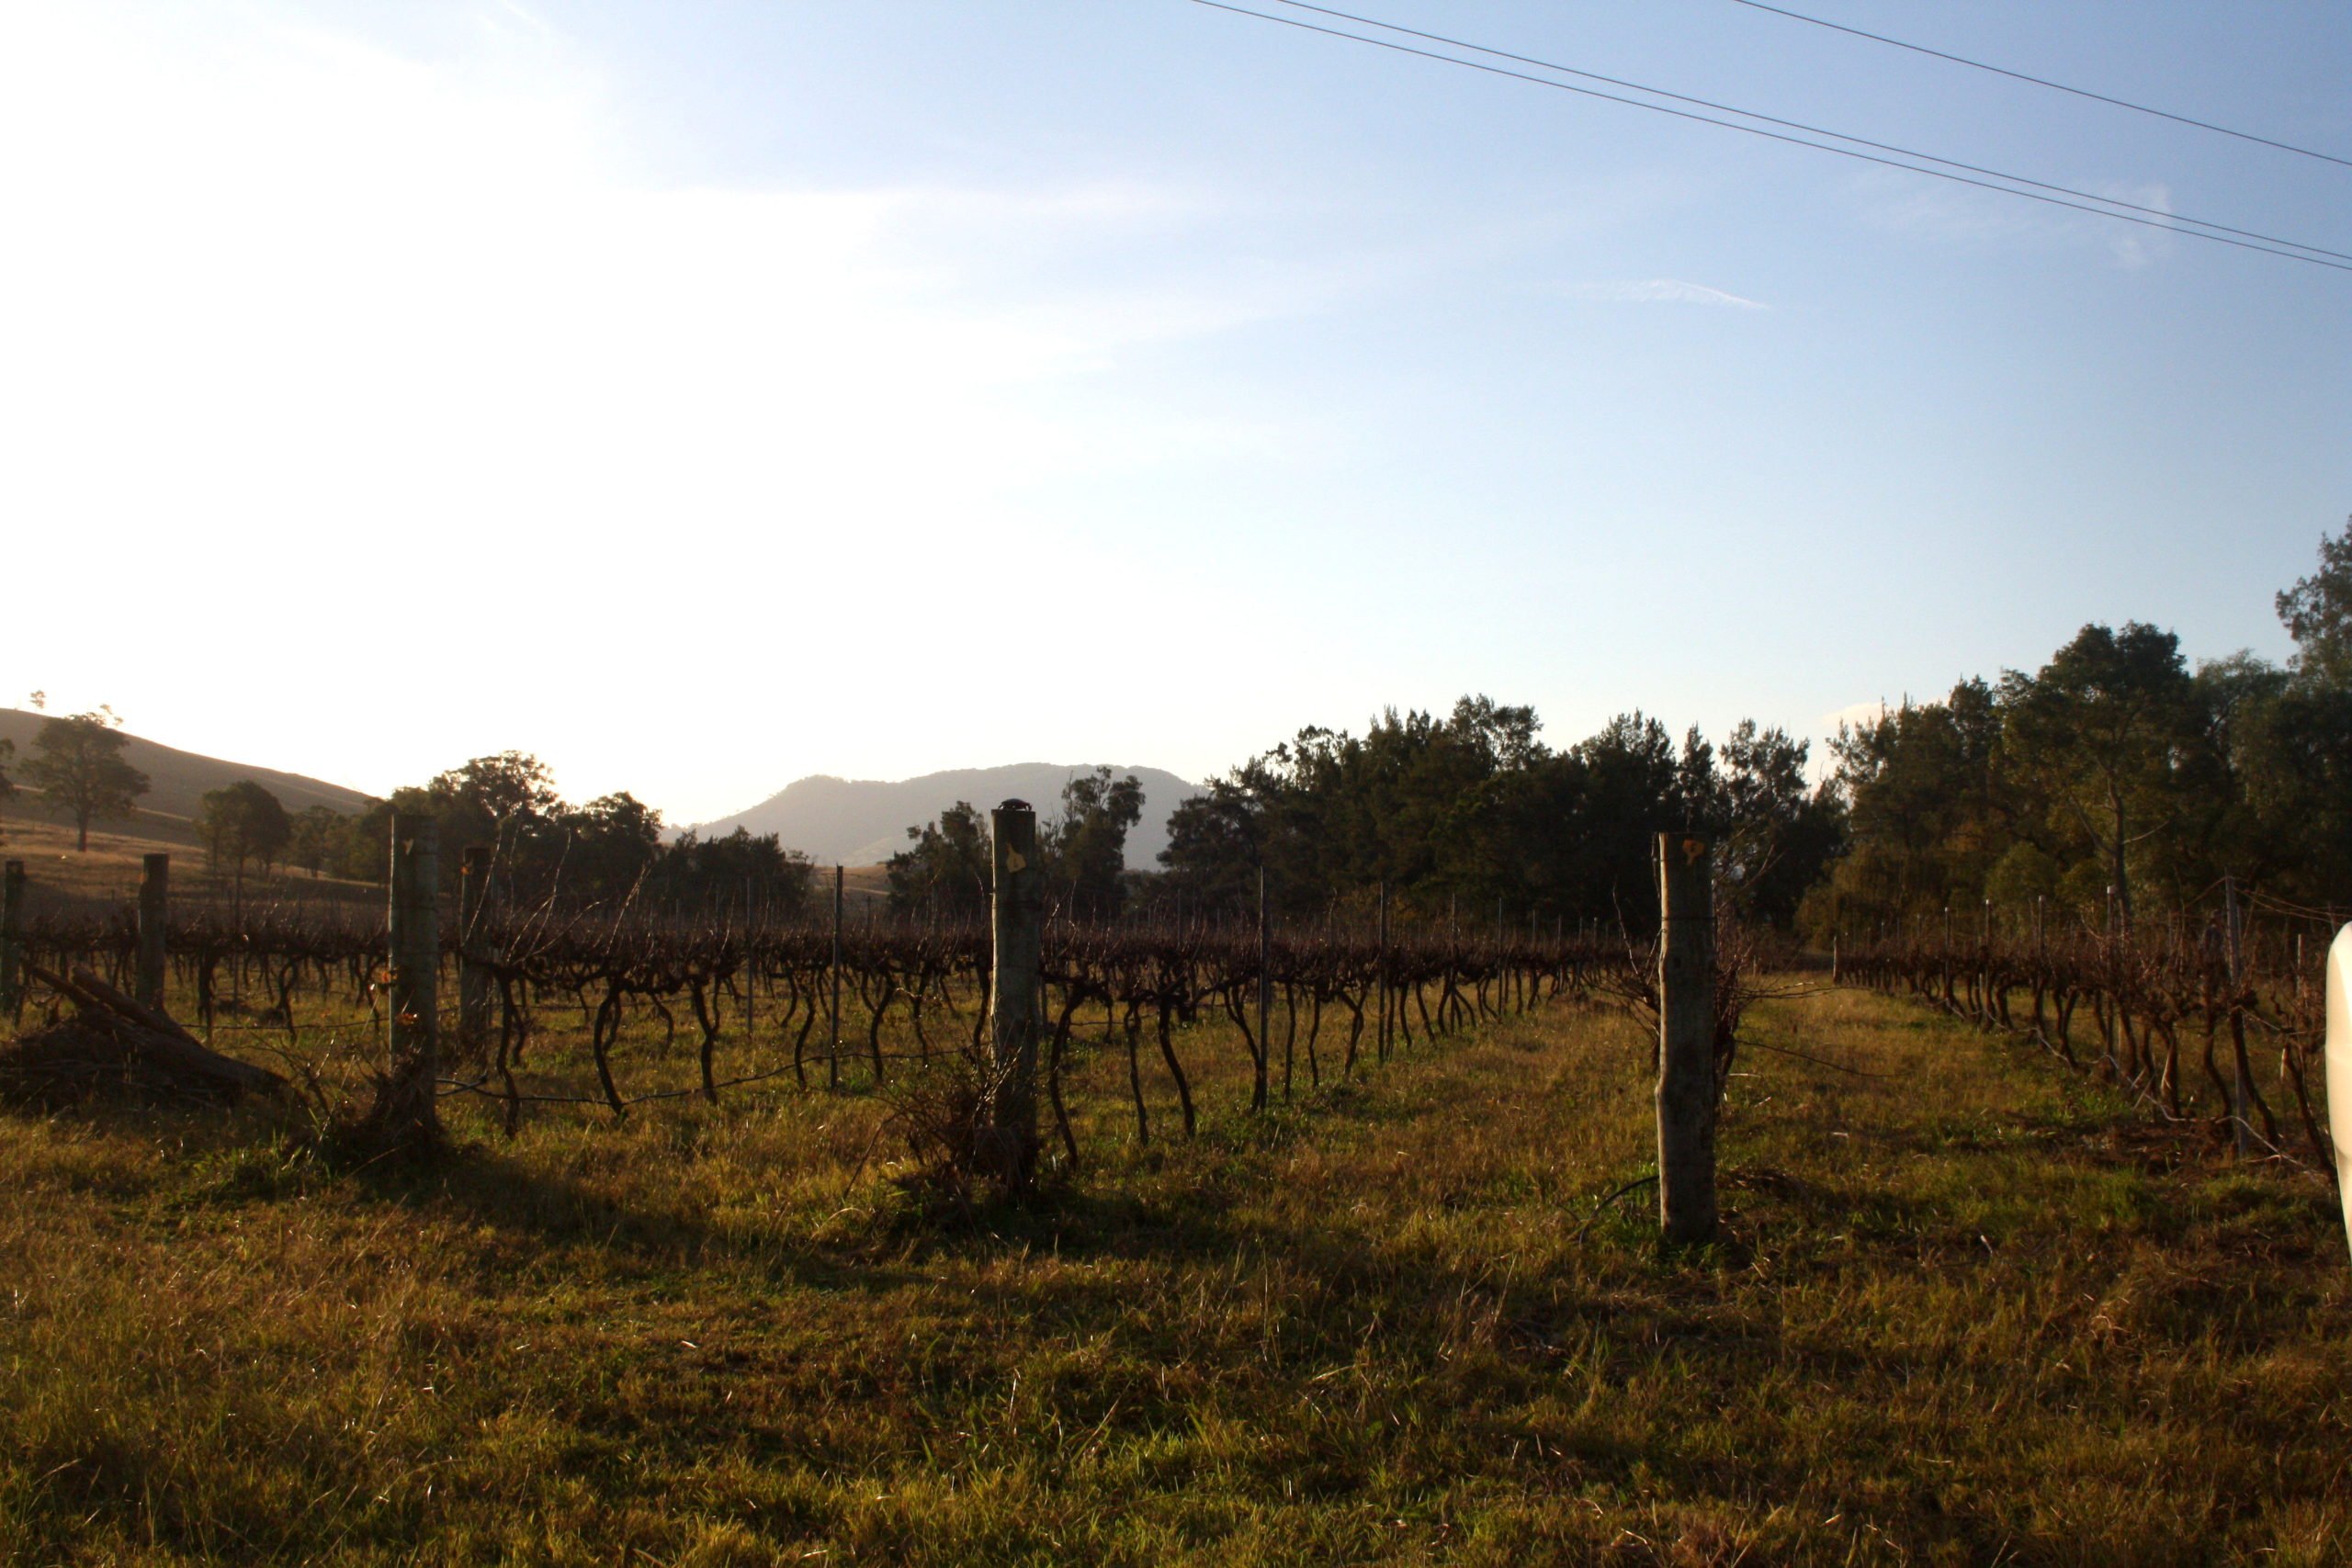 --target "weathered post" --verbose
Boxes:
[984,799,1042,1190]
[1256,865,1272,1110]
[136,852,169,1009]
[830,864,844,1091]
[0,860,24,1022]
[742,874,757,1034]
[1375,879,1391,1064]
[378,814,441,1145]
[1657,832,1717,1246]
[2225,875,2253,1156]
[458,844,493,1053]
